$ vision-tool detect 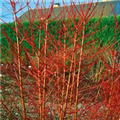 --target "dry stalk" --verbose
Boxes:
[74,21,85,119]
